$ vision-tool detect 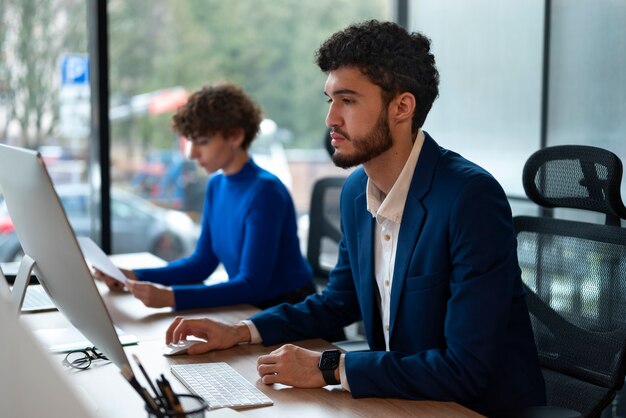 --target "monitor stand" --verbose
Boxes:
[9,254,36,314]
